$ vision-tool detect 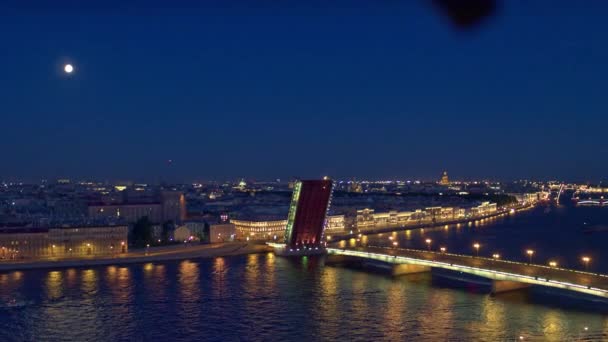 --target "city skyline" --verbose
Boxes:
[2,1,608,182]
